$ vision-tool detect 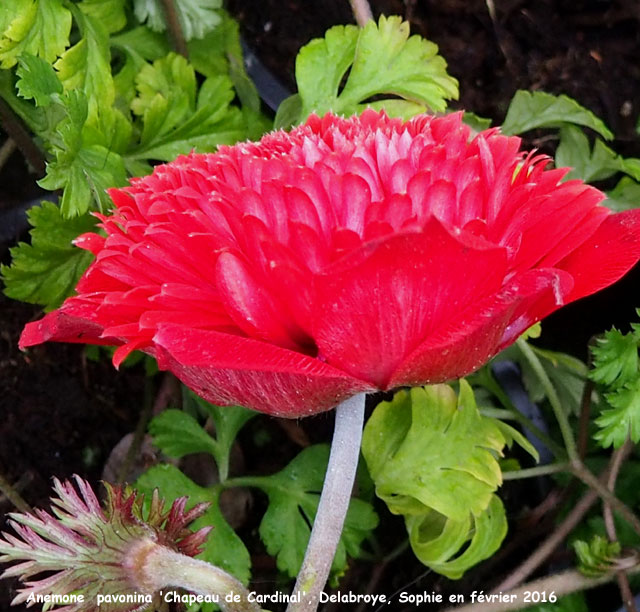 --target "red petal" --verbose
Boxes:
[556,209,640,301]
[152,325,373,417]
[312,218,508,387]
[19,301,116,349]
[388,268,574,387]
